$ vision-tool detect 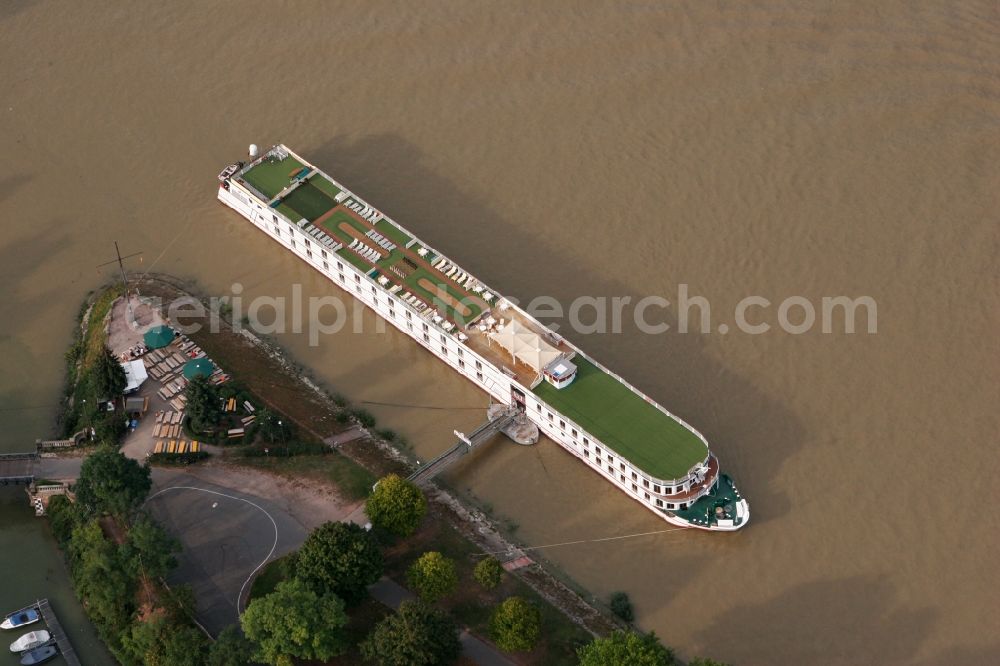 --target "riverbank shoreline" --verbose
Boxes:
[129,271,618,640]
